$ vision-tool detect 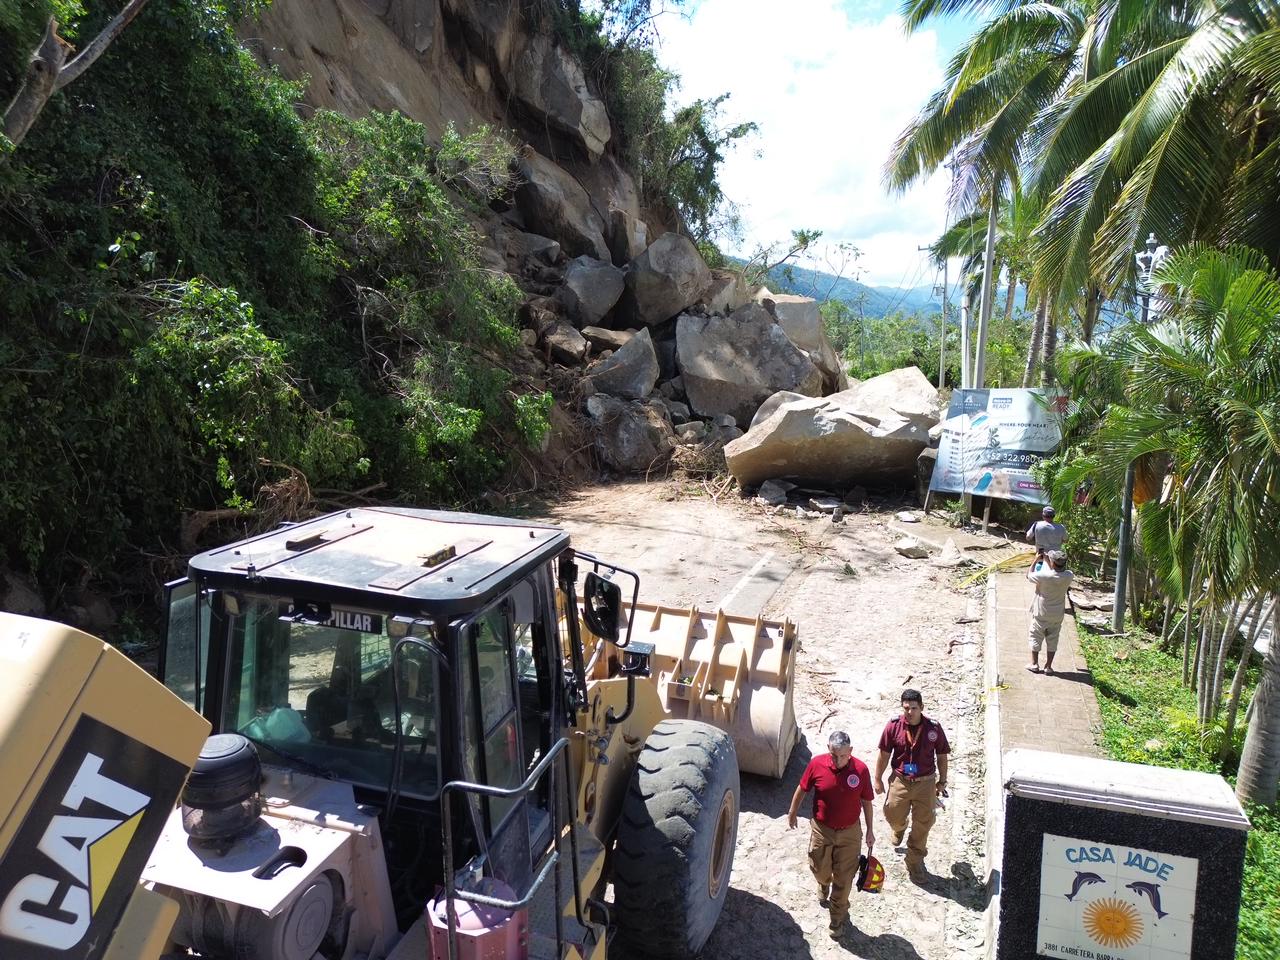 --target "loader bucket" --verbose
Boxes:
[625,603,799,779]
